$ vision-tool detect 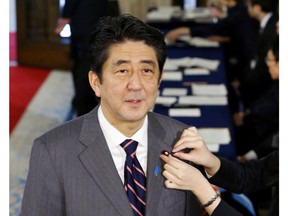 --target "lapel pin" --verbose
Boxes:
[154,165,160,176]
